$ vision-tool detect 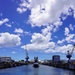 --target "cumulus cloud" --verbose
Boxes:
[57,39,65,44]
[17,0,28,13]
[55,44,73,53]
[64,27,70,35]
[21,42,55,51]
[0,32,21,48]
[21,30,55,52]
[14,28,31,36]
[0,18,9,26]
[19,0,75,54]
[31,33,51,44]
[17,7,27,13]
[28,0,65,27]
[64,26,75,43]
[17,0,75,27]
[45,44,74,53]
[65,34,75,43]
[21,28,75,53]
[21,24,74,53]
[57,26,75,44]
[5,23,12,27]
[24,31,31,36]
[41,25,53,35]
[14,28,24,34]
[53,20,63,32]
[69,24,74,31]
[21,40,74,54]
